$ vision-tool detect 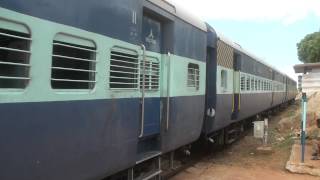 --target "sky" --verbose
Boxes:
[168,0,320,80]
